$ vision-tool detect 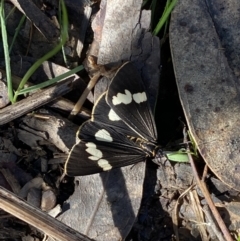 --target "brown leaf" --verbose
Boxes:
[170,0,240,191]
